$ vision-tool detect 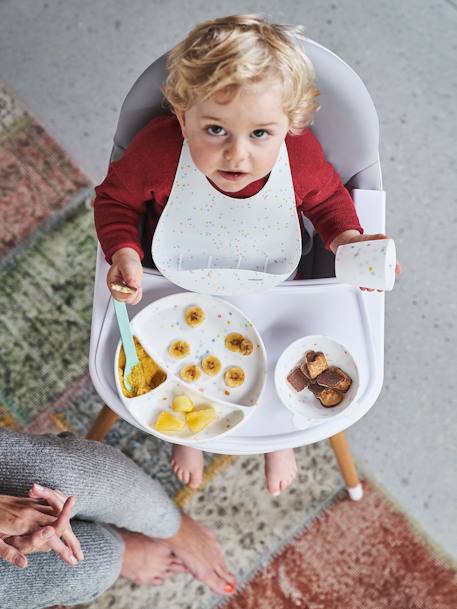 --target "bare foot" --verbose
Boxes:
[264,448,298,496]
[171,445,204,489]
[165,514,236,596]
[118,529,187,586]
